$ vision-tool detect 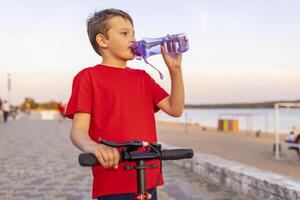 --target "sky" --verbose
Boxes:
[0,0,300,105]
